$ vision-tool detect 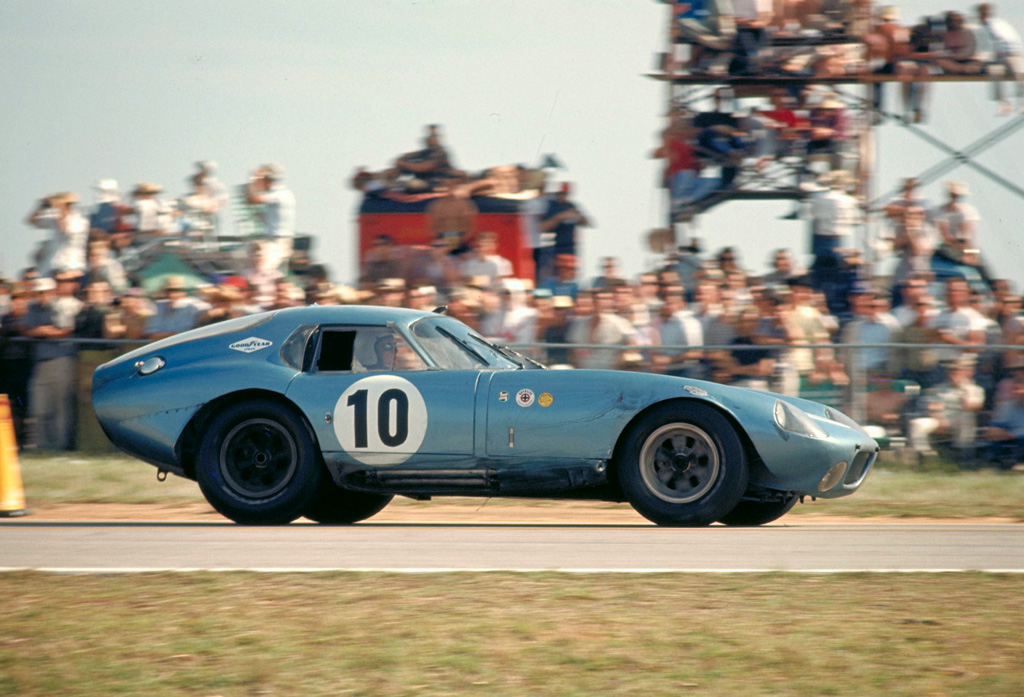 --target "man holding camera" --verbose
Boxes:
[26,192,89,278]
